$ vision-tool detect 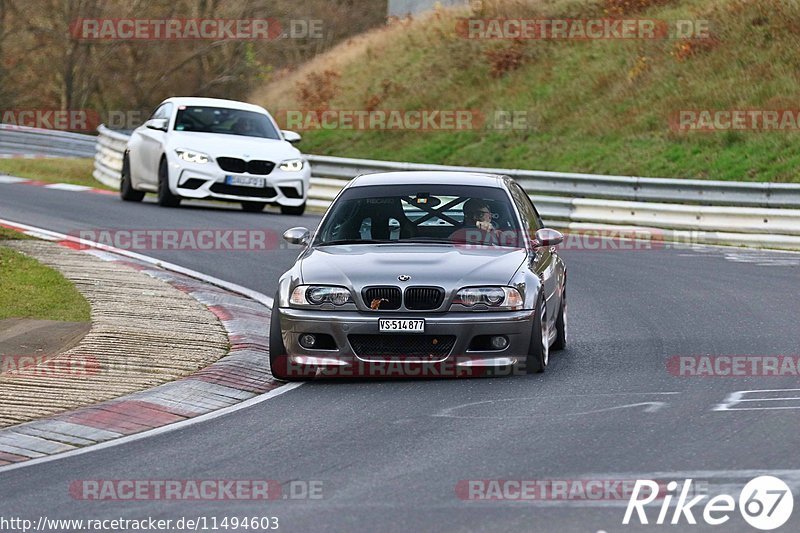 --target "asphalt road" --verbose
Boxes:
[2,182,800,532]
